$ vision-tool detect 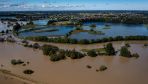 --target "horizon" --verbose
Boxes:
[0,0,148,11]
